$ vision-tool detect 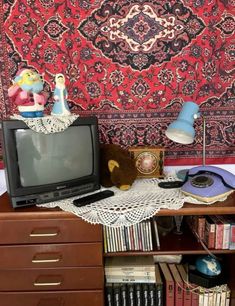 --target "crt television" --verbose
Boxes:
[1,116,100,208]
